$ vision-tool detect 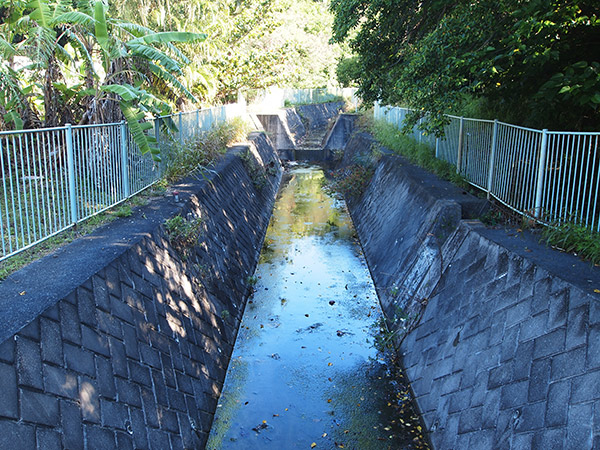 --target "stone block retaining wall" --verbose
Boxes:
[349,139,600,449]
[0,132,281,450]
